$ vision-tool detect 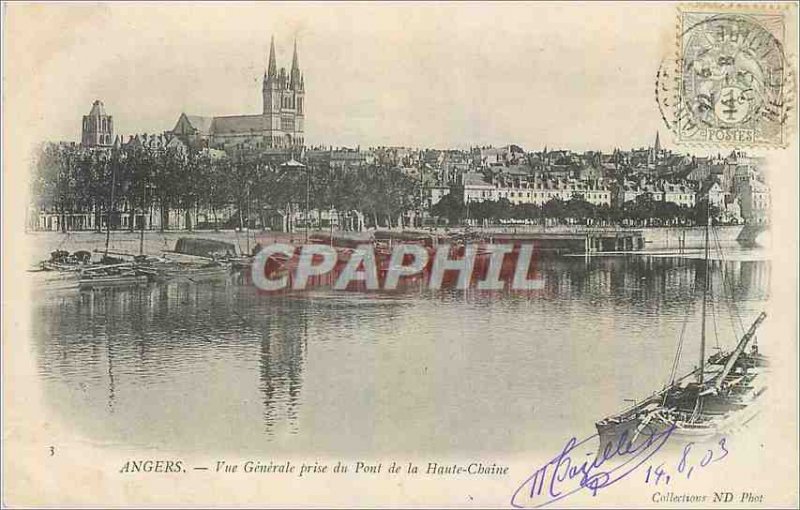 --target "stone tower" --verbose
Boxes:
[649,131,661,165]
[81,100,114,147]
[262,36,305,148]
